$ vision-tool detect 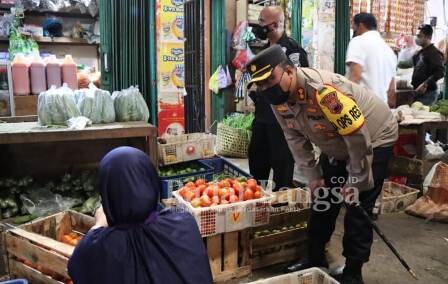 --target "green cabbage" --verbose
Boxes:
[113,86,150,122]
